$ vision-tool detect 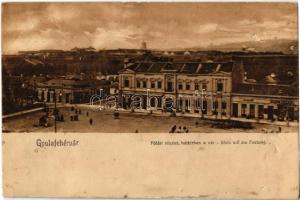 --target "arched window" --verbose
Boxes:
[202,100,207,114]
[165,97,174,112]
[150,97,155,108]
[177,96,183,112]
[185,97,191,112]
